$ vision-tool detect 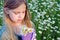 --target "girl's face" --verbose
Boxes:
[9,3,26,23]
